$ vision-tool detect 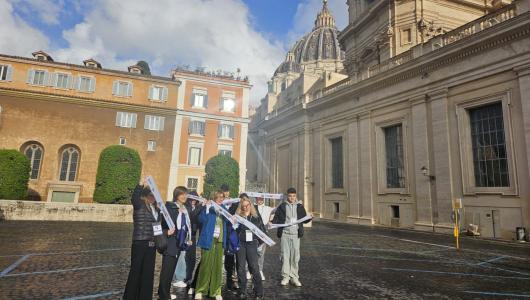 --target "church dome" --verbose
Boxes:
[274,0,344,75]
